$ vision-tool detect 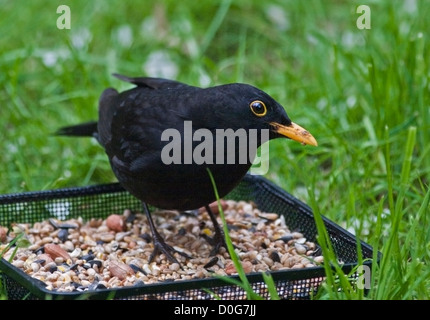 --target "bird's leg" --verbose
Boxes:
[204,205,227,256]
[142,202,191,264]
